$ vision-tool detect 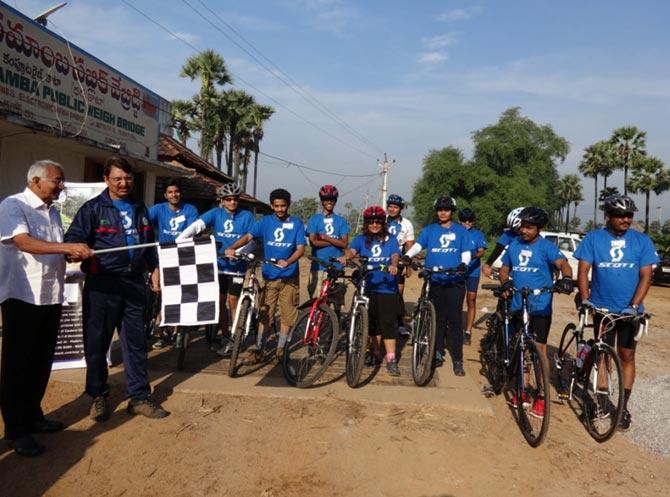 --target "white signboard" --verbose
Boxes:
[0,2,162,159]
